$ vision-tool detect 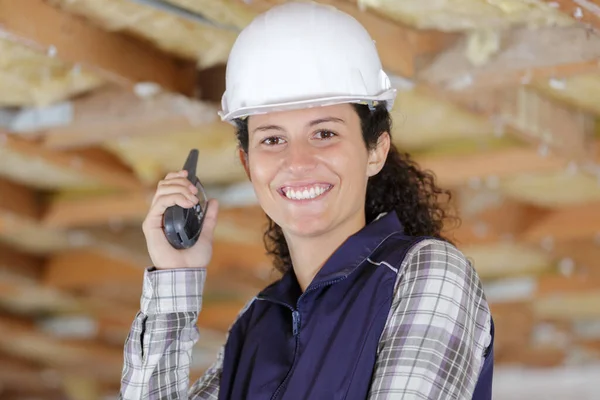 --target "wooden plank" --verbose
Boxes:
[0,177,40,220]
[550,238,600,277]
[534,291,600,319]
[521,201,600,243]
[43,190,152,229]
[0,242,42,285]
[1,134,142,190]
[542,0,600,30]
[417,145,569,188]
[44,249,144,291]
[443,86,595,158]
[497,345,566,367]
[0,314,123,383]
[537,274,600,296]
[418,25,600,90]
[43,240,271,291]
[326,0,459,77]
[0,355,54,393]
[451,194,547,247]
[0,177,72,254]
[42,87,219,150]
[0,0,197,94]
